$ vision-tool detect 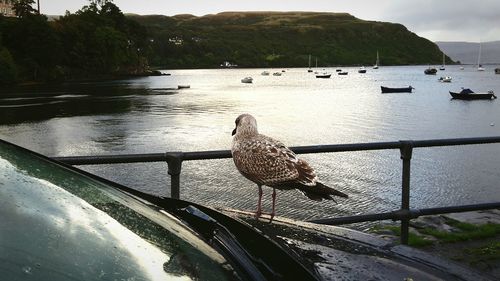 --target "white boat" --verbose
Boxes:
[438,76,452,83]
[477,42,485,71]
[373,51,379,69]
[261,71,270,76]
[307,55,313,72]
[241,77,253,83]
[439,52,445,70]
[358,66,367,73]
[460,66,464,70]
